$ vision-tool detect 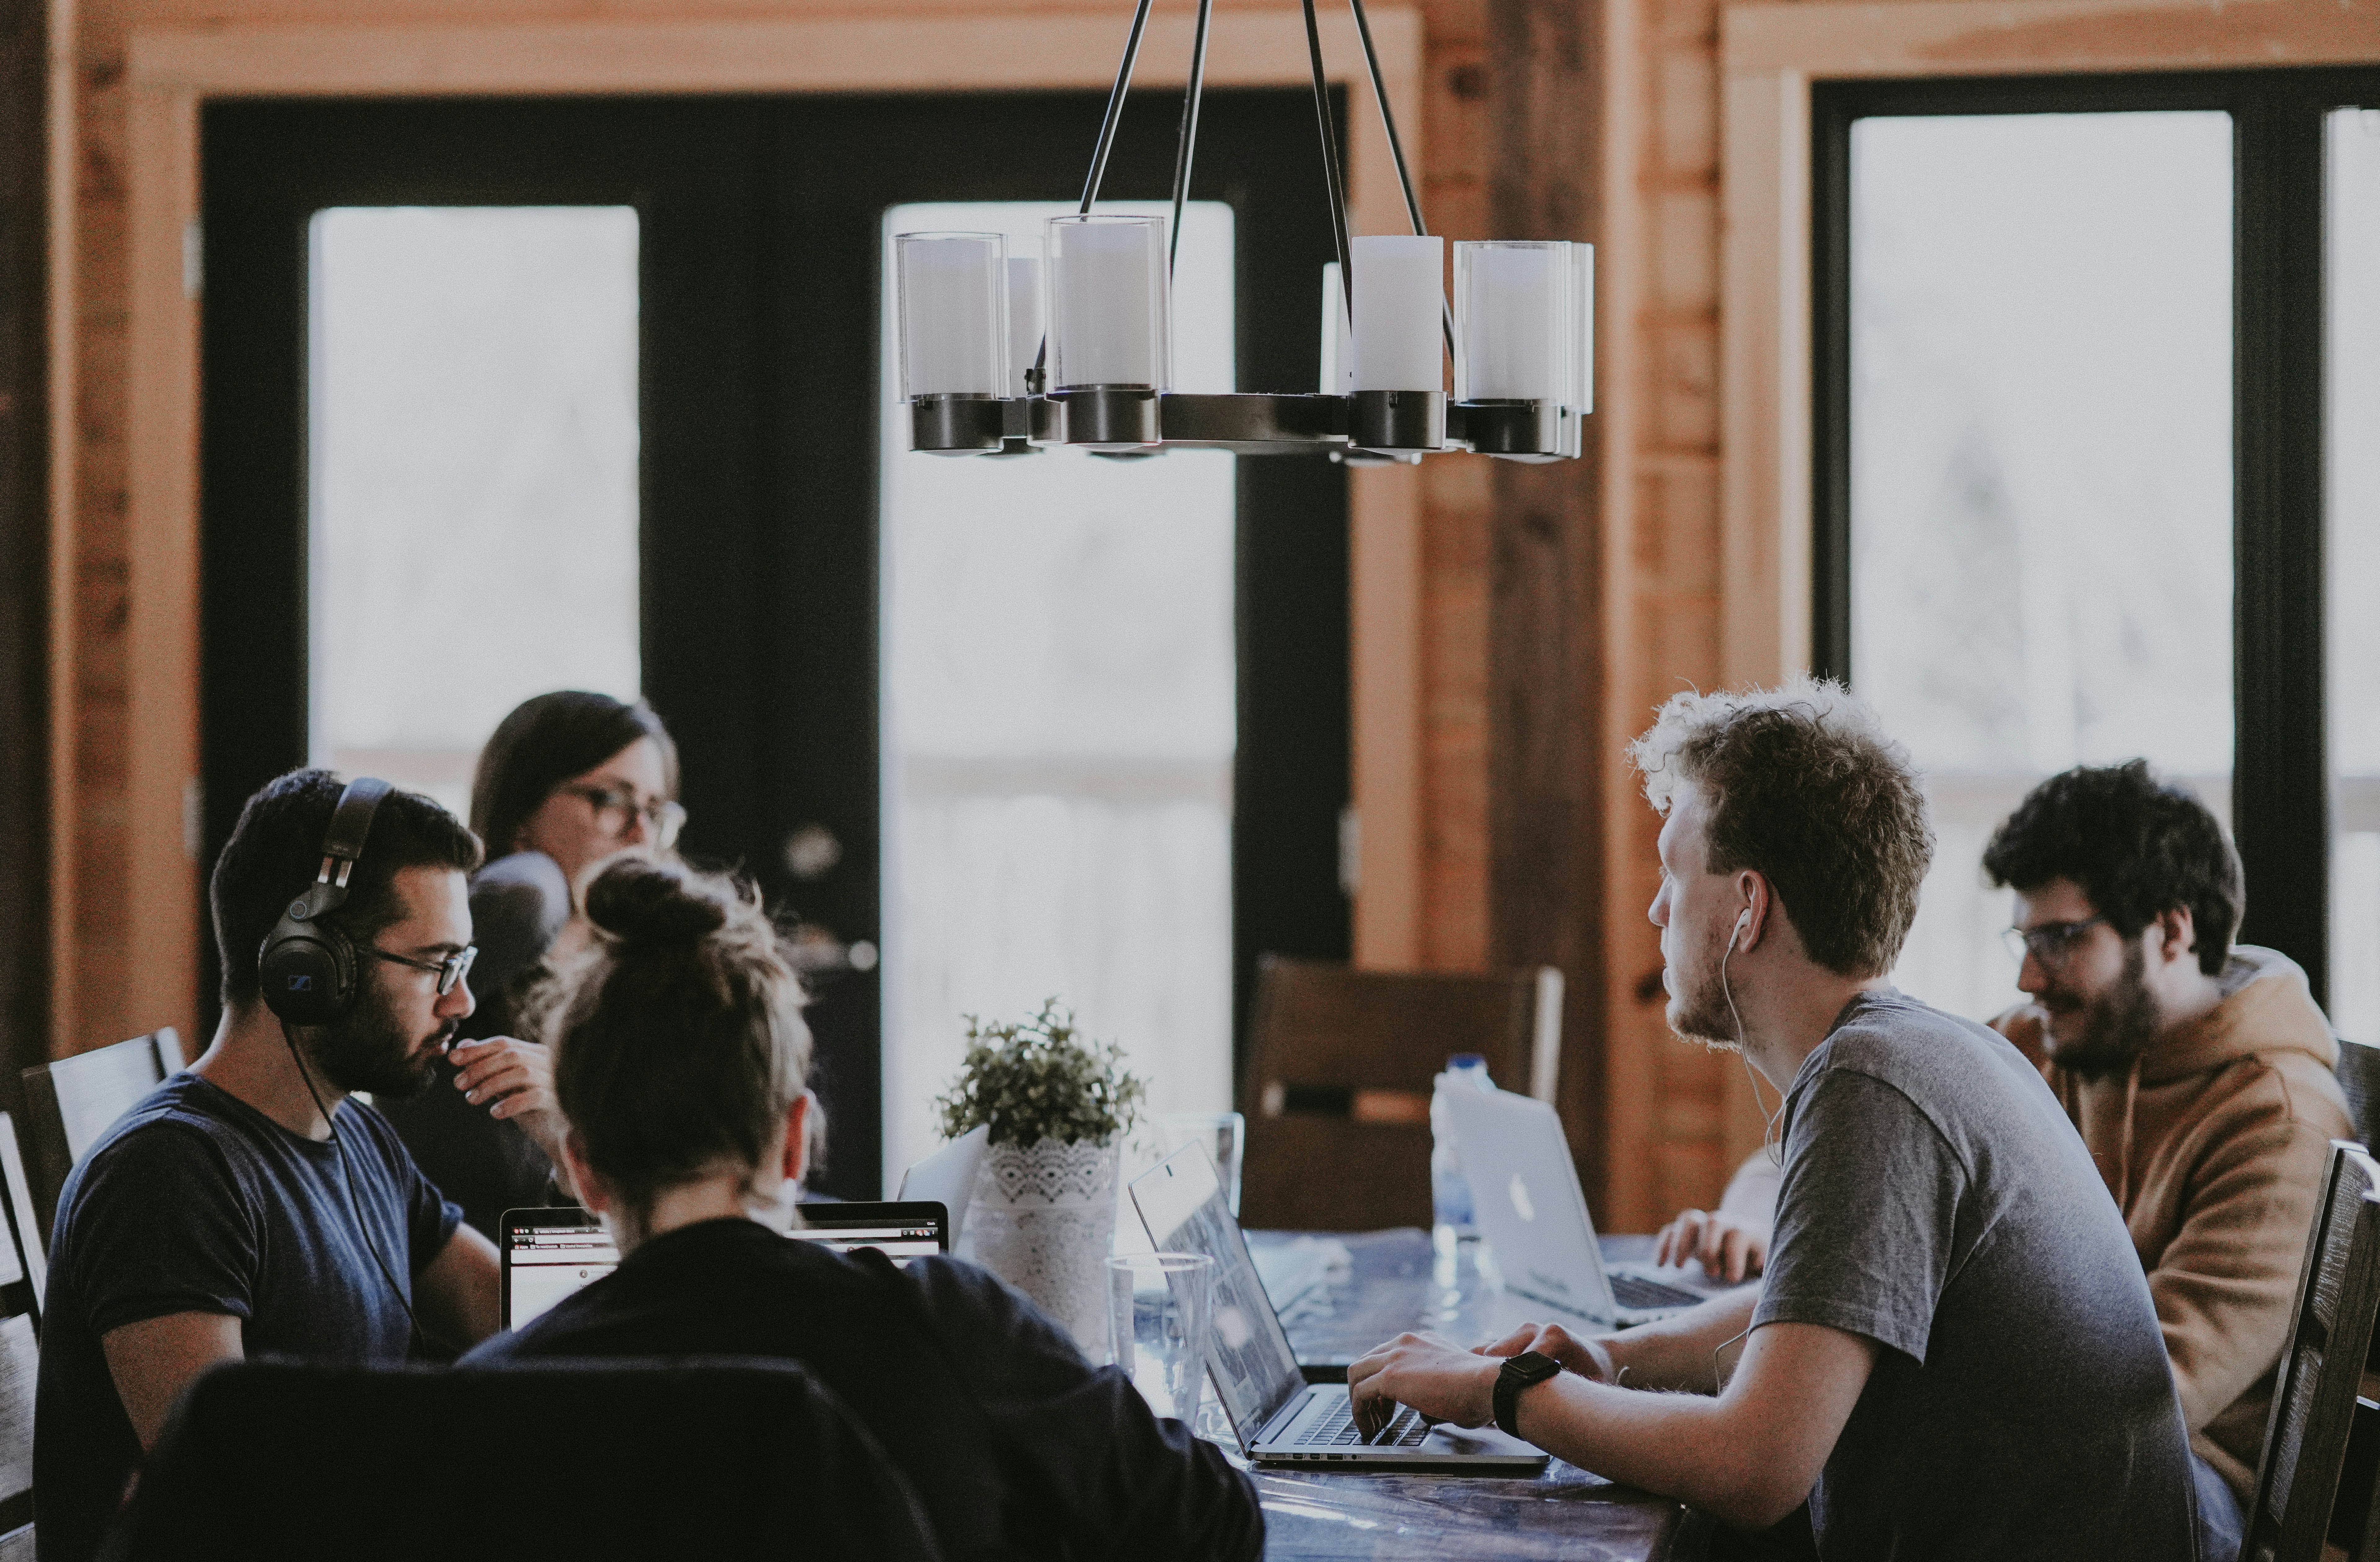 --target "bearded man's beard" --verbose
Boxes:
[311,991,452,1100]
[2042,942,2162,1081]
[1665,915,1746,1053]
